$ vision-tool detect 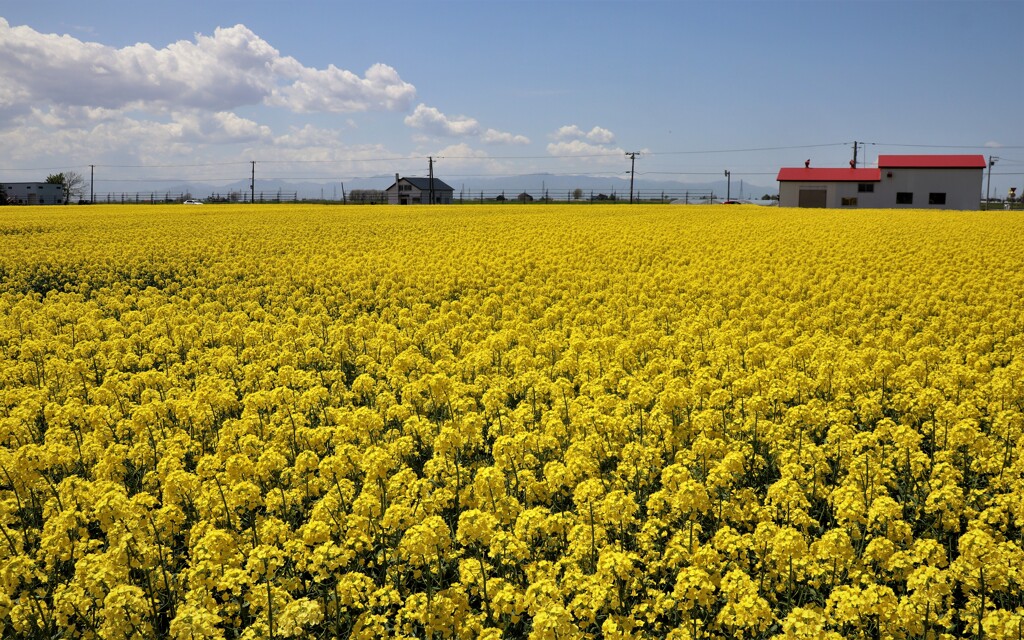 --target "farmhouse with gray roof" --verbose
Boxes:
[386,174,454,204]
